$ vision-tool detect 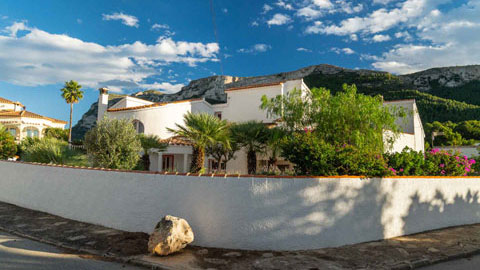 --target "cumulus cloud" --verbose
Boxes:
[151,23,169,30]
[102,12,139,27]
[372,1,480,74]
[140,82,184,93]
[262,4,273,14]
[237,43,272,53]
[331,47,355,55]
[276,0,294,10]
[0,22,219,91]
[372,34,391,42]
[267,13,293,26]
